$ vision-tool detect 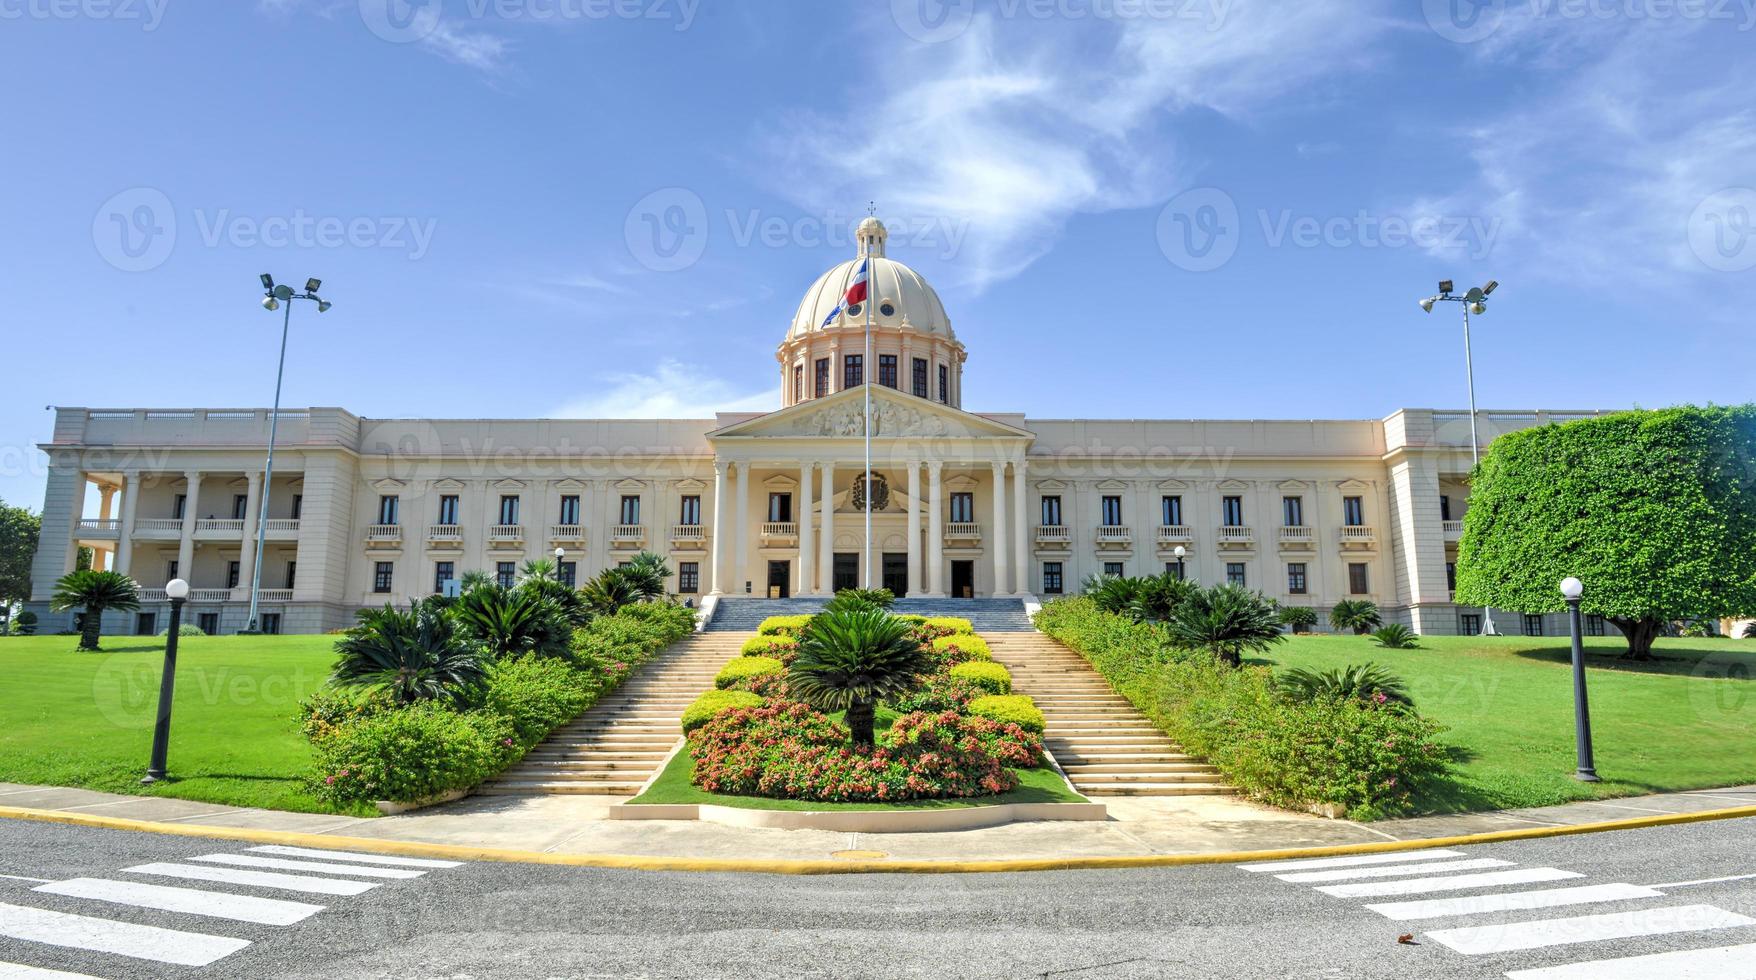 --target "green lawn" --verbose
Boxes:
[630,749,1085,810]
[0,634,359,814]
[1258,634,1756,813]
